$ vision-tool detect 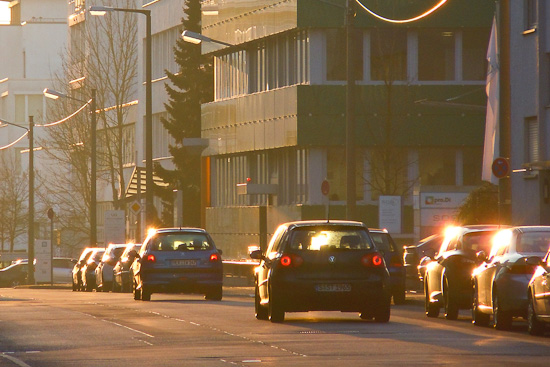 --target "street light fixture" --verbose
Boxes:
[0,117,34,284]
[44,88,97,246]
[89,5,154,231]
